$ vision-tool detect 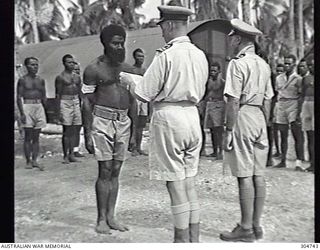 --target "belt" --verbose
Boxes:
[154,101,195,109]
[61,95,79,100]
[278,97,298,101]
[240,103,262,108]
[207,98,224,102]
[93,105,128,122]
[24,99,42,104]
[304,96,314,101]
